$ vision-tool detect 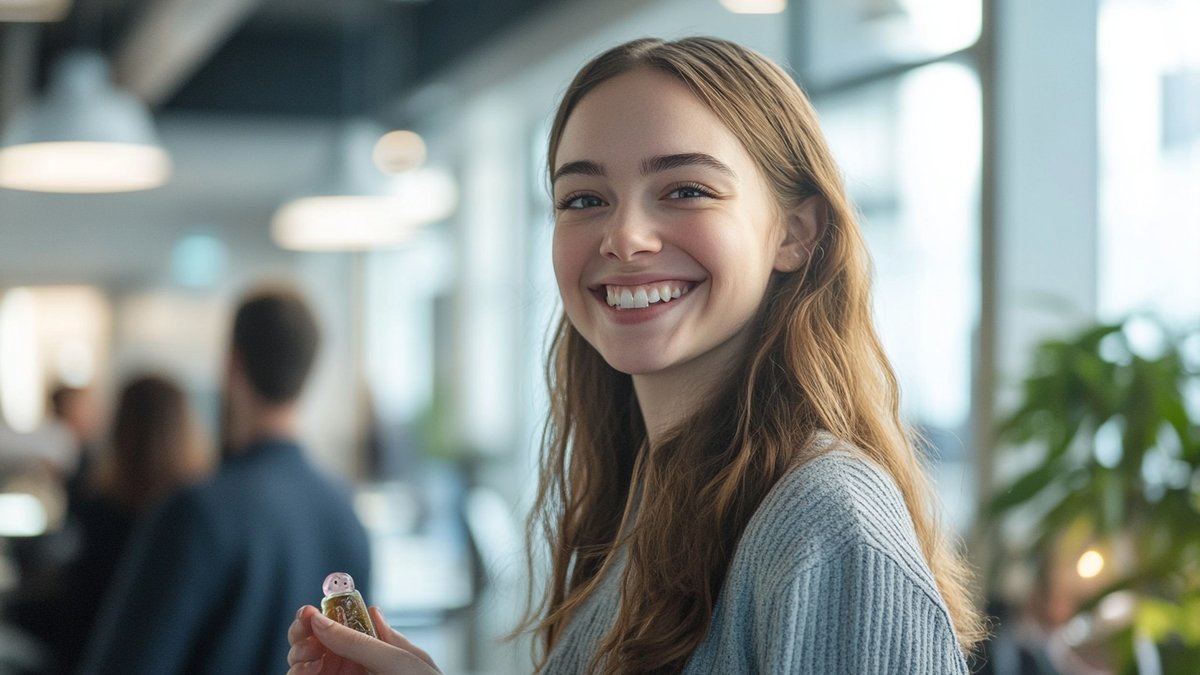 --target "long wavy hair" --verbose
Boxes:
[97,374,211,512]
[523,36,984,673]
